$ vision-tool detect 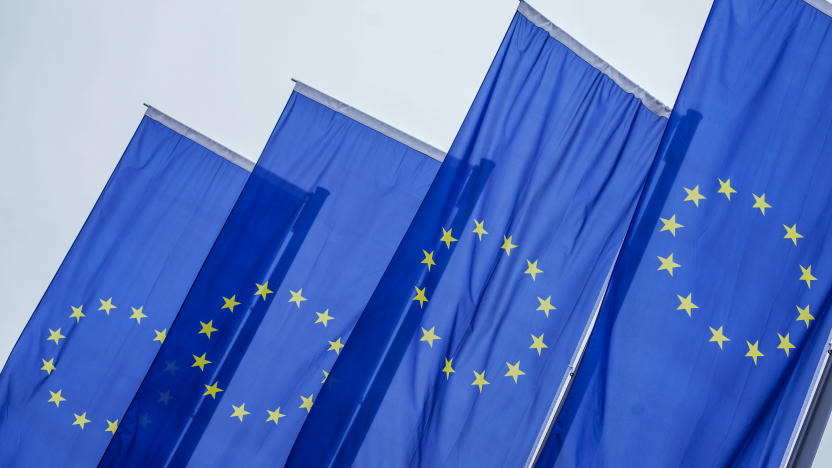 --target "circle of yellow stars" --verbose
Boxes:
[40,278,344,432]
[413,217,560,394]
[658,178,817,366]
[40,297,165,434]
[169,282,343,426]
